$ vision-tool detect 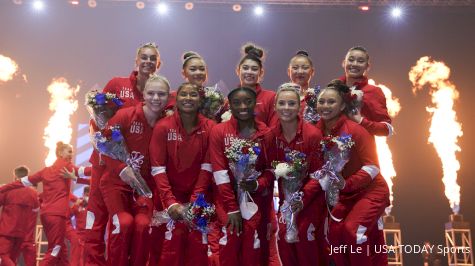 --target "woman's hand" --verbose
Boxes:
[347,109,363,124]
[290,200,303,213]
[167,204,185,220]
[61,167,77,180]
[227,212,242,236]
